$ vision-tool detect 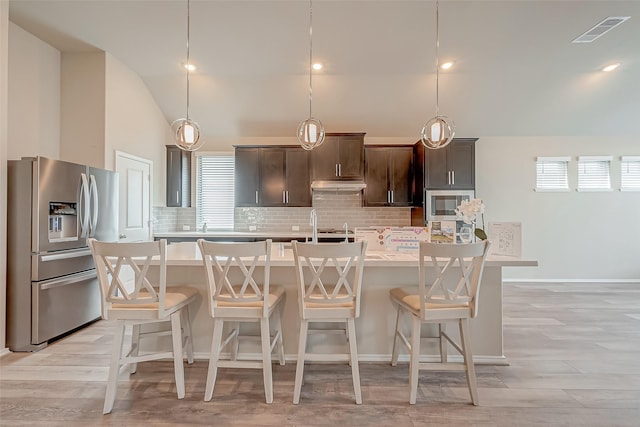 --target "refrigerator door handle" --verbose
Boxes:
[89,175,99,237]
[40,248,92,262]
[79,173,90,237]
[38,270,98,291]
